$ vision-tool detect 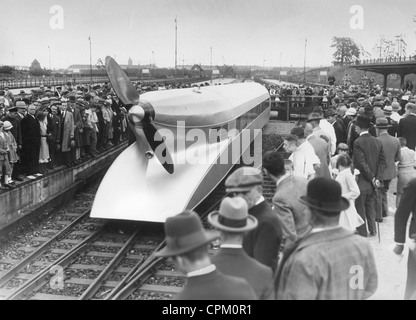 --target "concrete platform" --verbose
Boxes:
[0,142,128,234]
